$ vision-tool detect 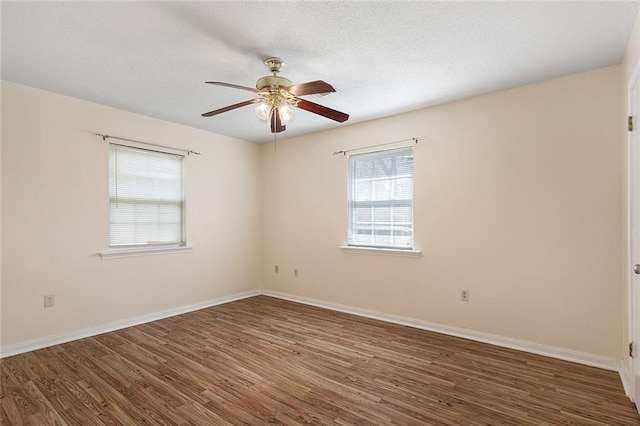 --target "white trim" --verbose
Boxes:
[627,59,640,405]
[344,141,416,157]
[0,290,260,358]
[106,137,189,157]
[621,361,632,397]
[1,288,626,382]
[340,246,422,257]
[99,245,192,259]
[261,290,622,372]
